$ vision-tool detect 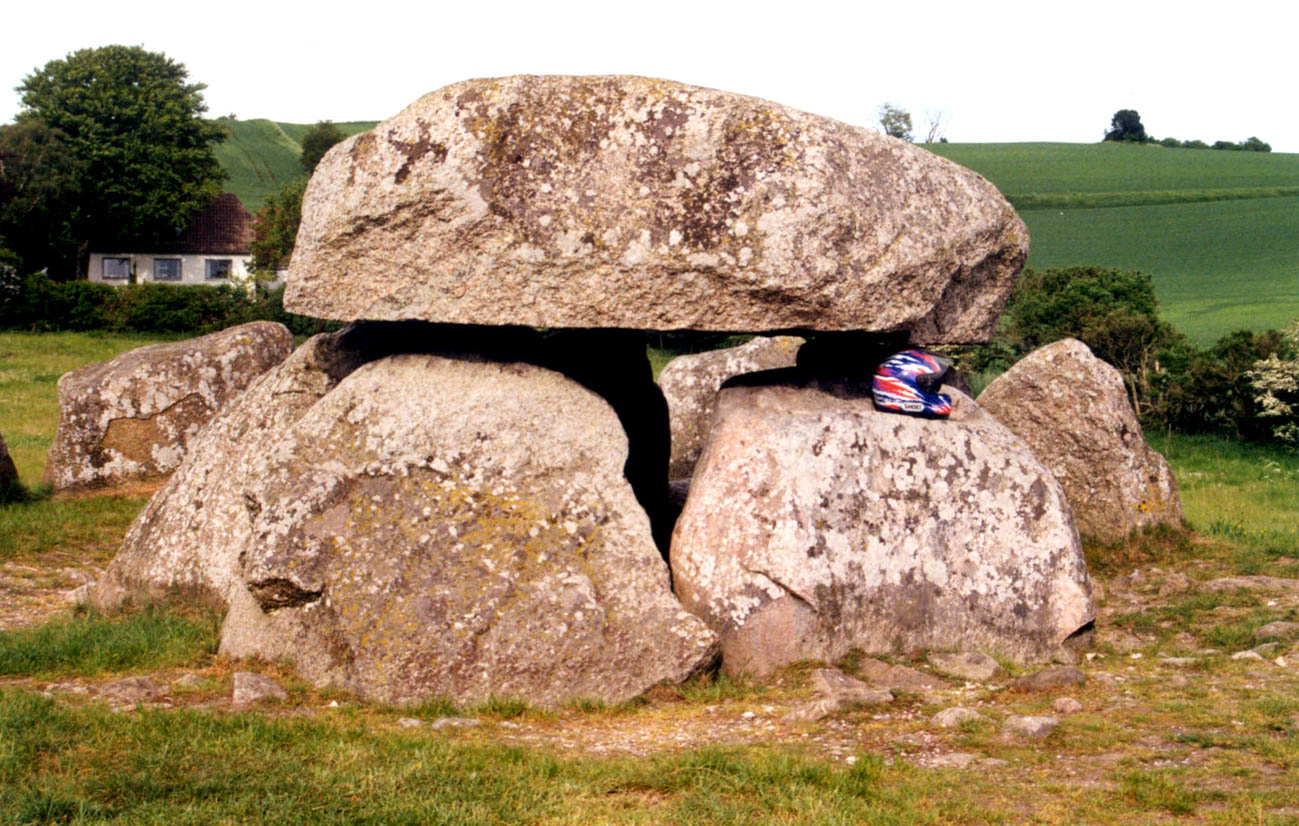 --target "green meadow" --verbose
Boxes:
[215,119,377,210]
[928,142,1299,346]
